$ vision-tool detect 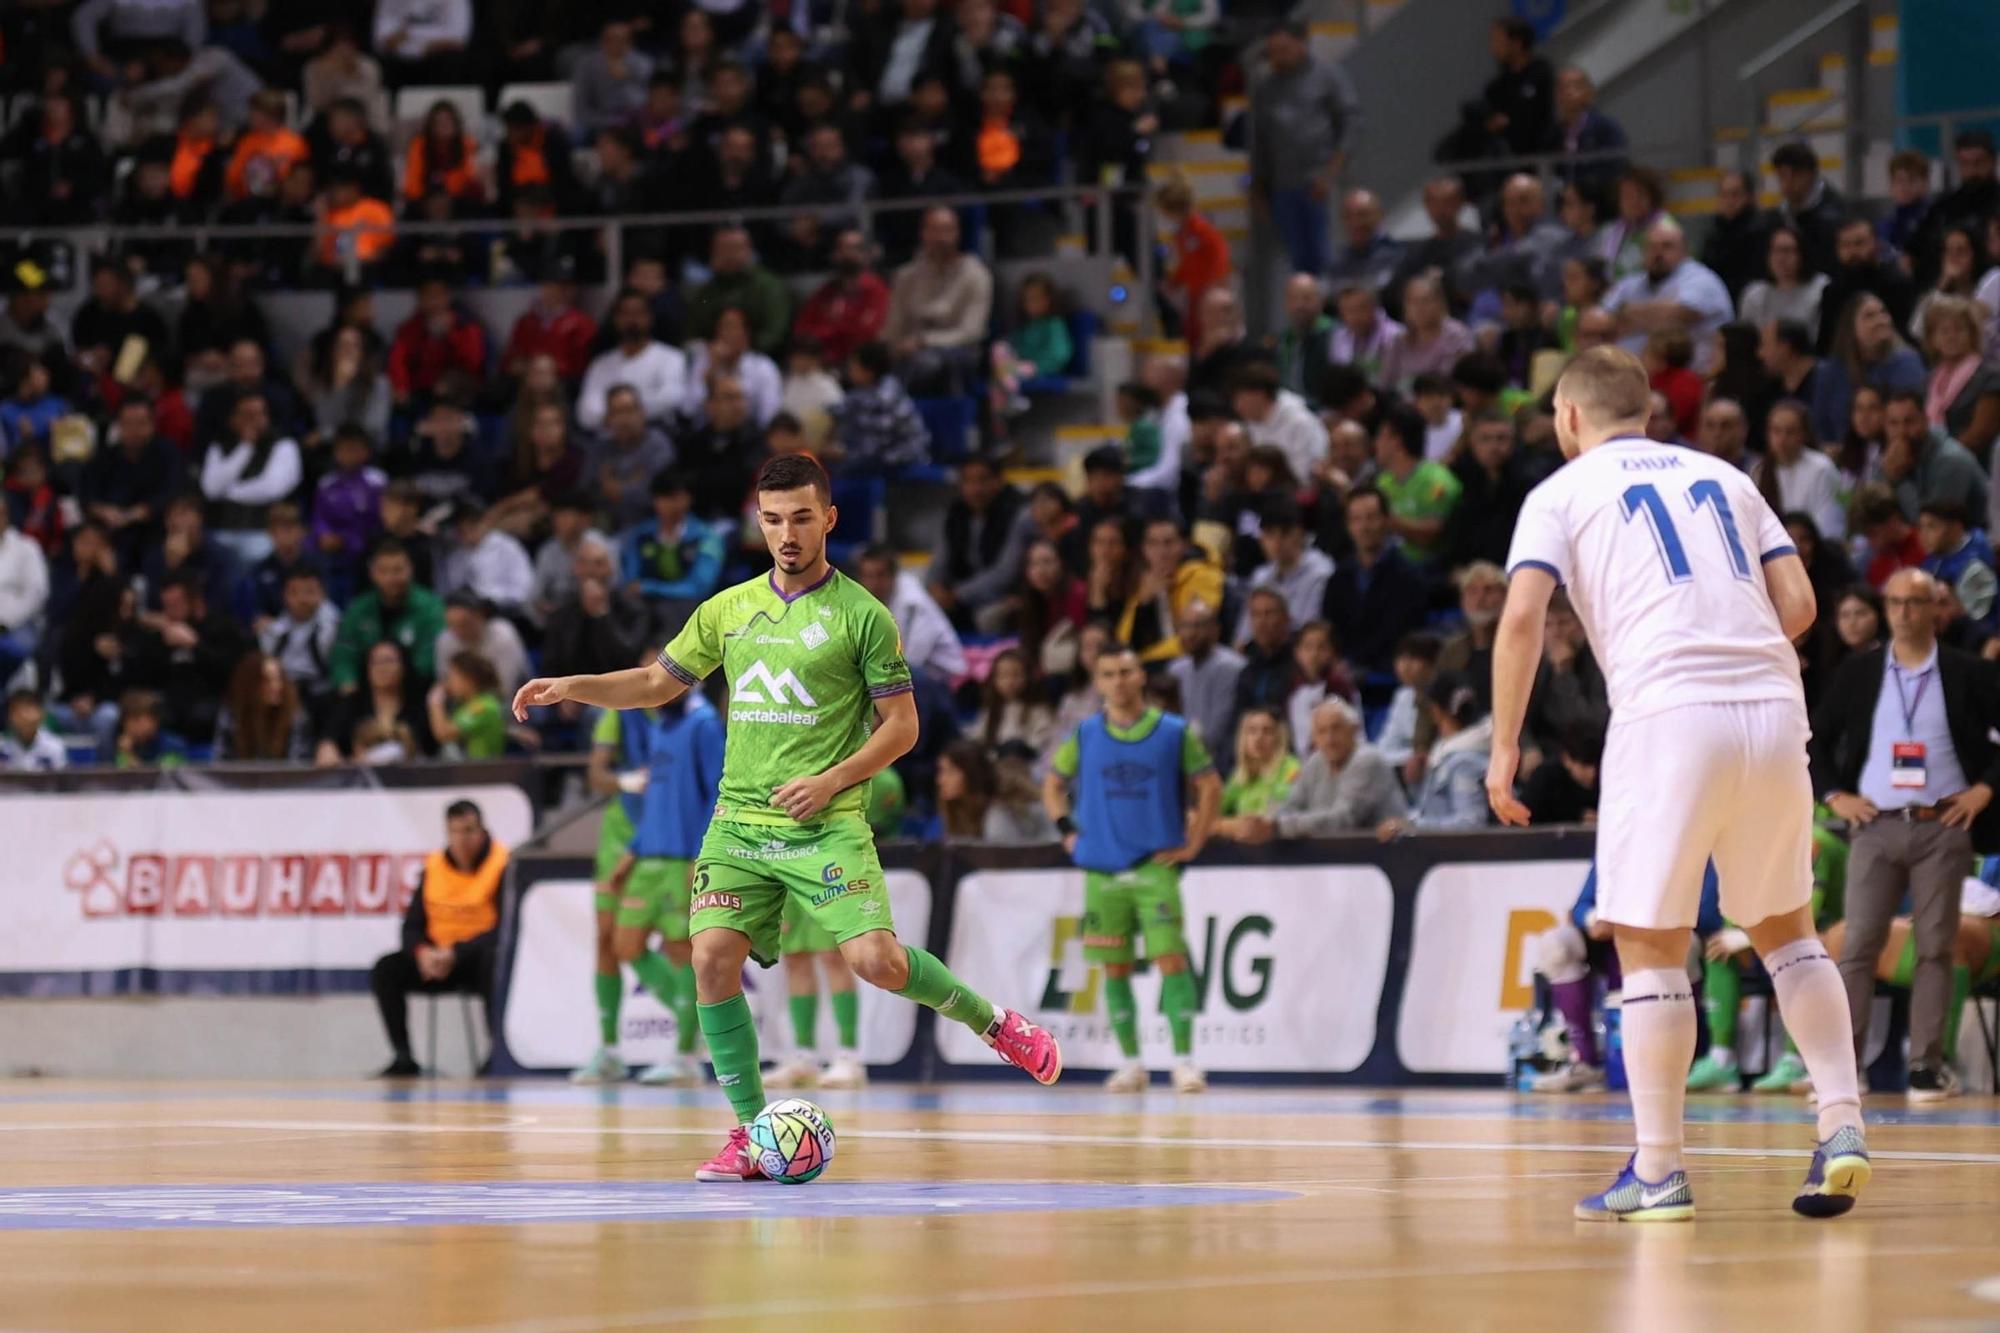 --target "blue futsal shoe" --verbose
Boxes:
[1792,1124,1870,1218]
[1574,1154,1694,1222]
